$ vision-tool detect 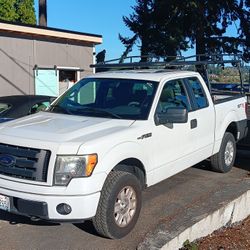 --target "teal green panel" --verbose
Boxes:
[35,70,59,96]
